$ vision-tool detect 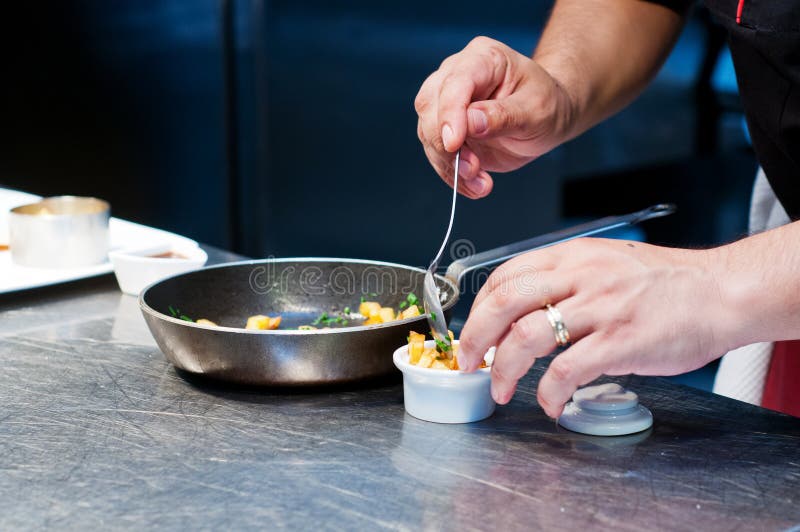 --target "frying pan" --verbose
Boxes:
[139,204,674,386]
